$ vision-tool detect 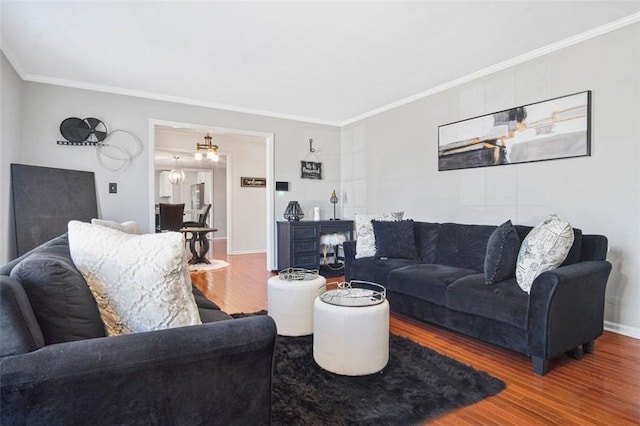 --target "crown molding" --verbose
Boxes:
[4,12,639,128]
[19,73,342,127]
[339,12,640,127]
[1,45,26,78]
